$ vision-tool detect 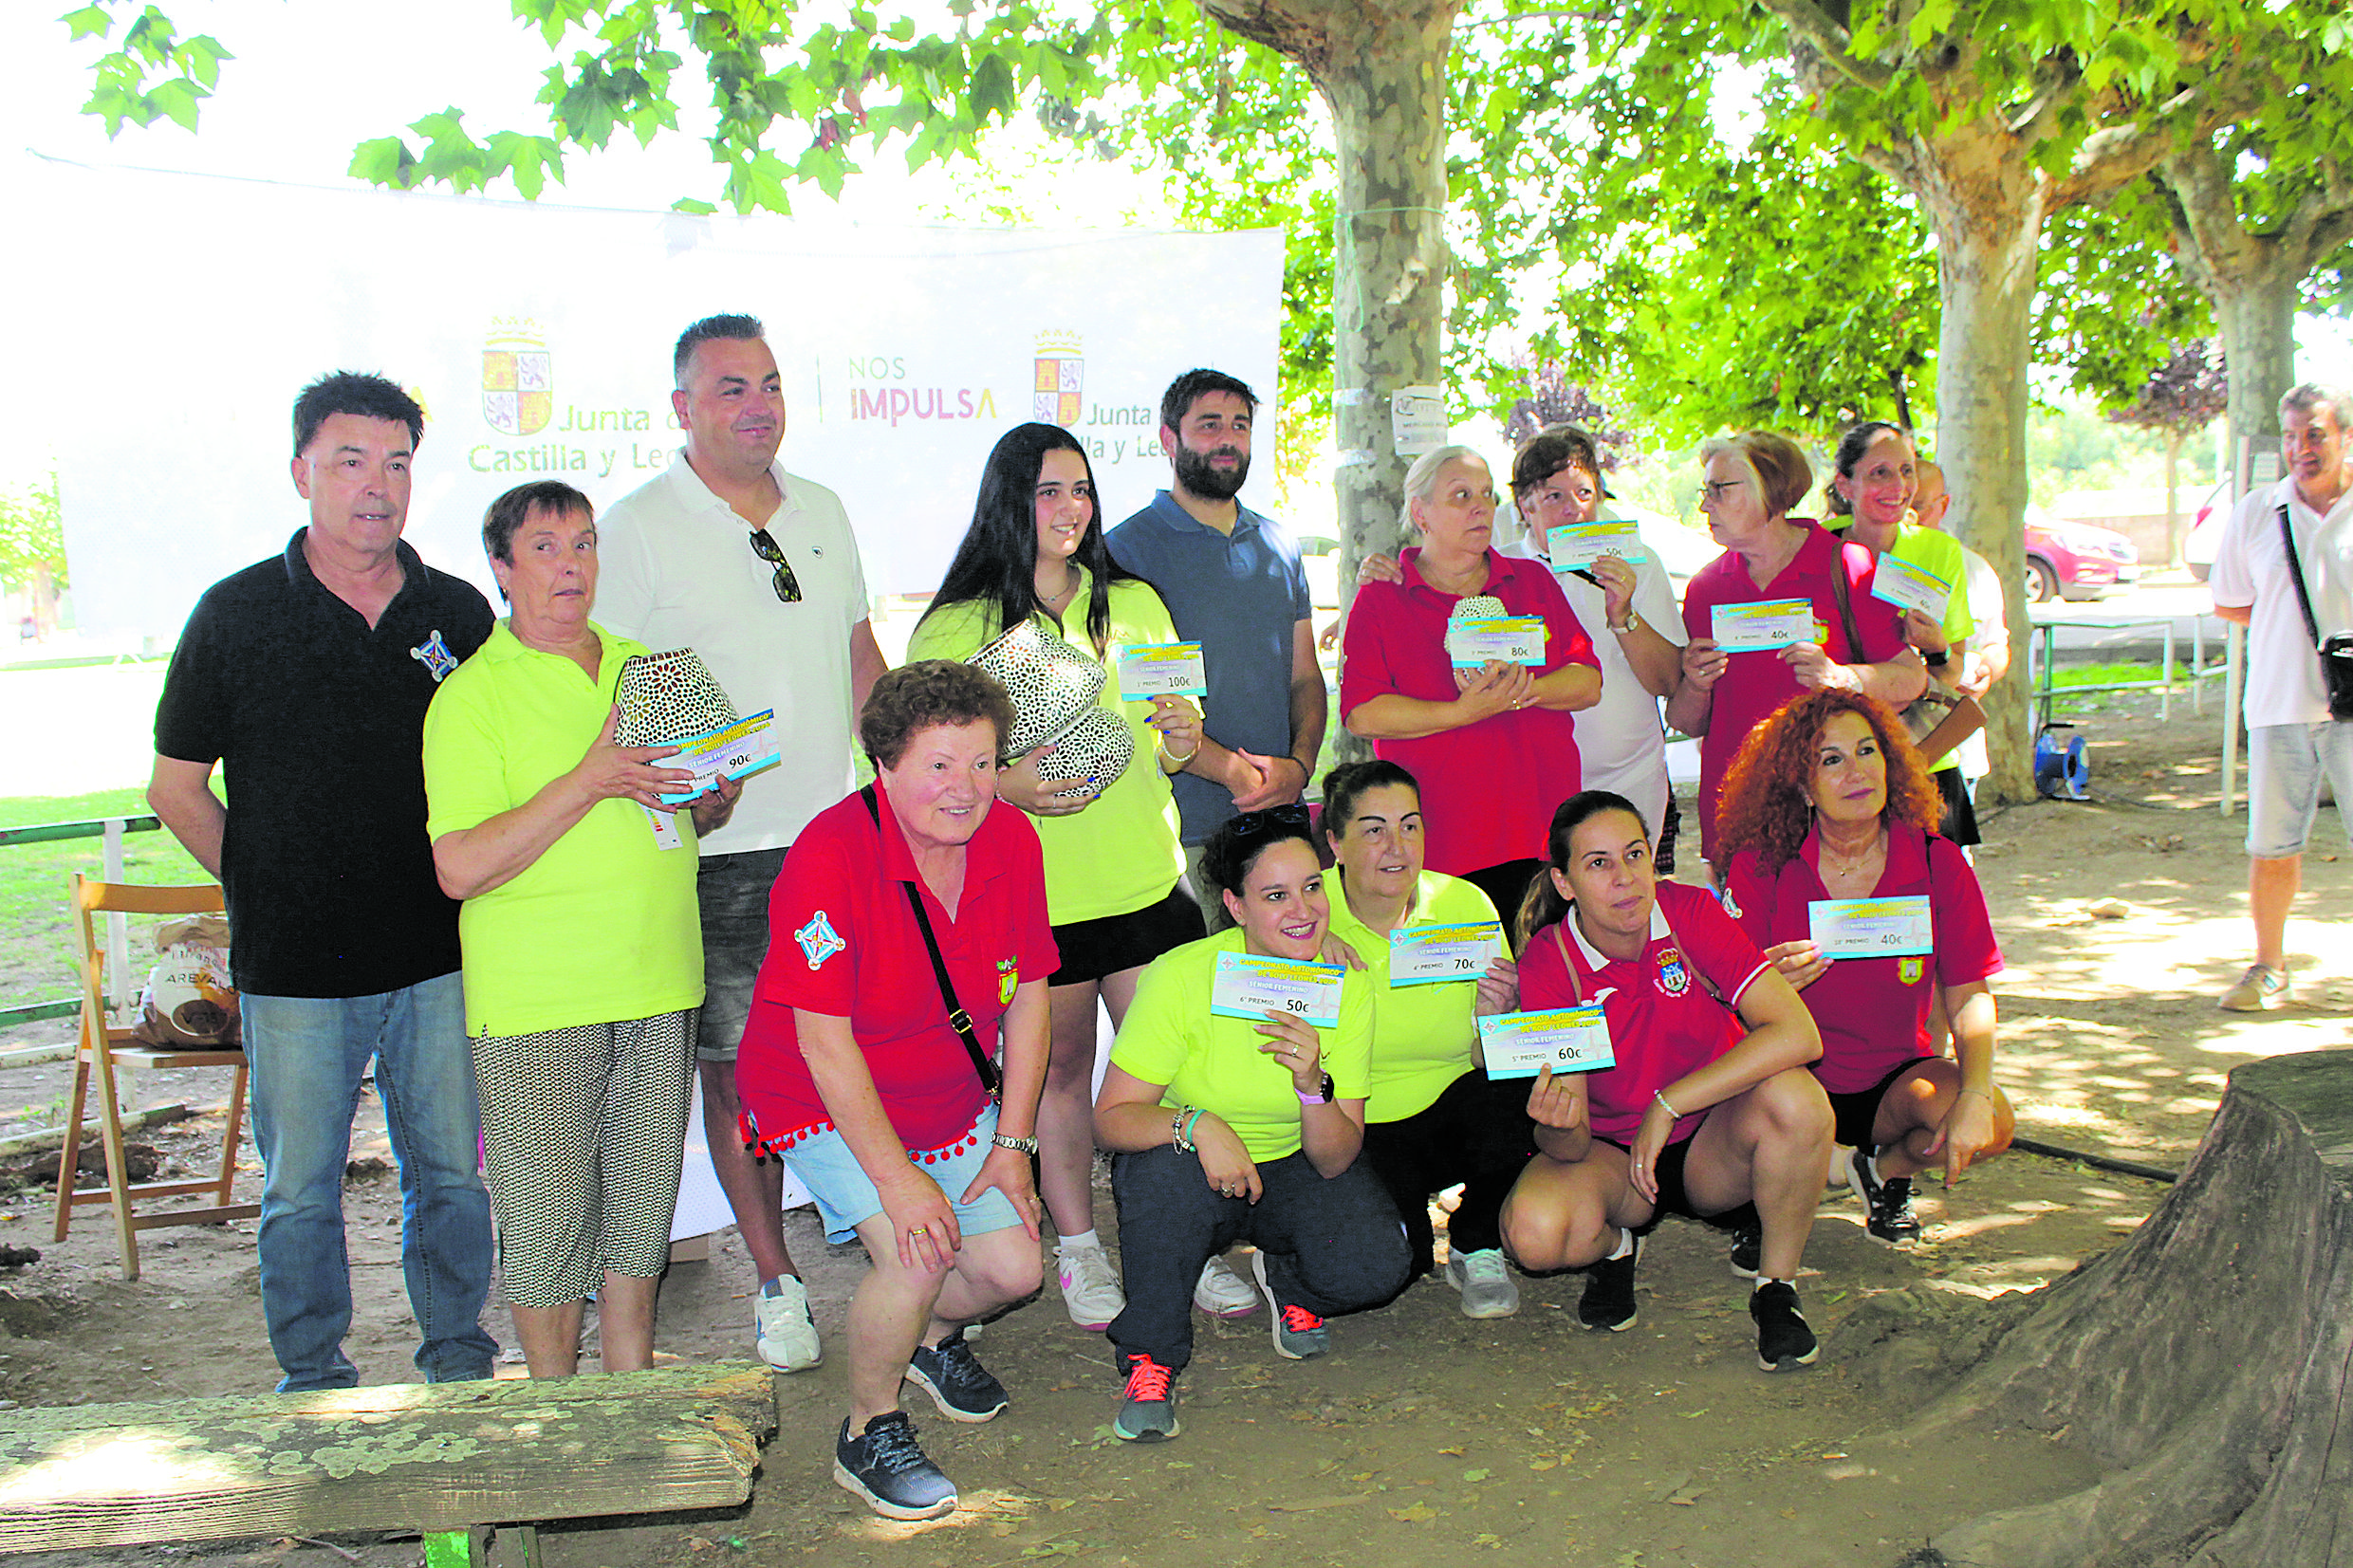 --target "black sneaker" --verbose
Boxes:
[1844,1147,1922,1244]
[1112,1353,1181,1442]
[834,1412,956,1520]
[1728,1224,1762,1280]
[906,1329,1008,1423]
[1577,1231,1642,1332]
[1751,1281,1820,1372]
